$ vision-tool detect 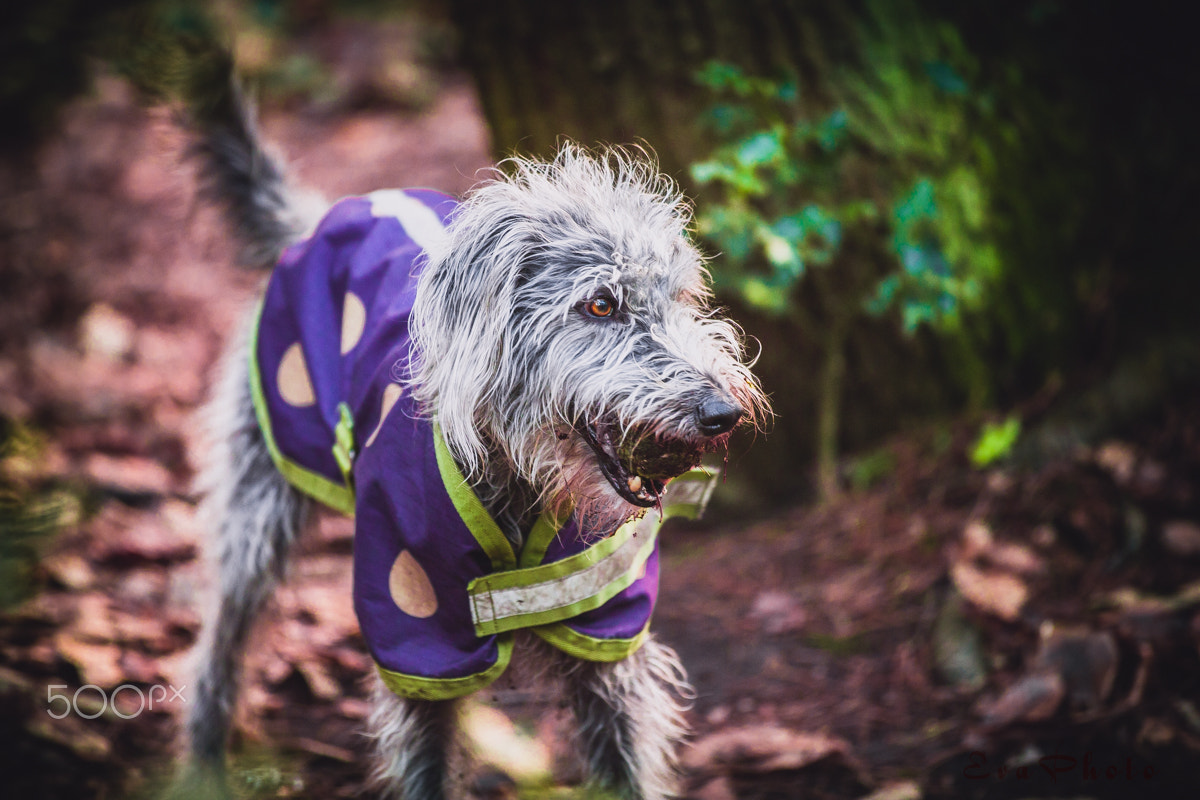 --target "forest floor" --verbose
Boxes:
[3,59,1200,800]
